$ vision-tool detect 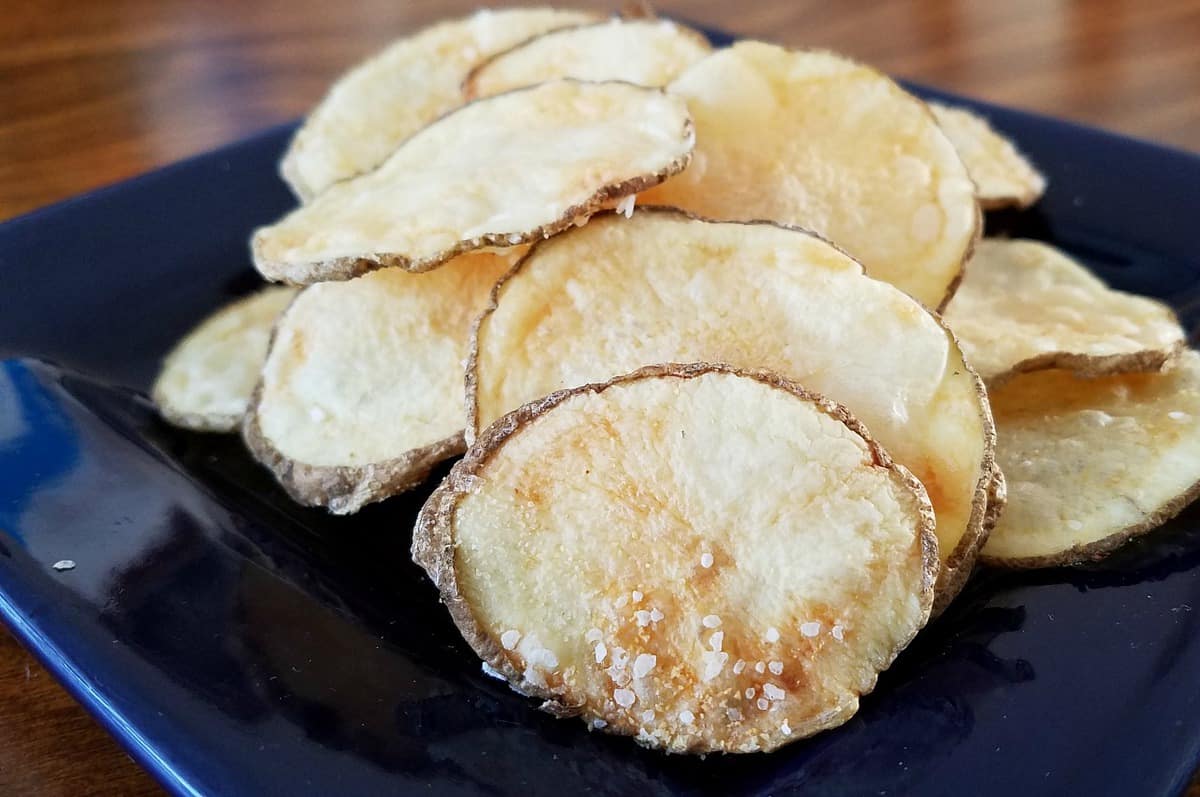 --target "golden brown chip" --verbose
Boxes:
[639,42,979,310]
[464,18,710,99]
[254,80,694,285]
[944,239,1185,384]
[468,209,993,604]
[243,251,514,514]
[280,8,597,201]
[982,350,1200,566]
[152,285,298,432]
[930,103,1046,209]
[415,363,937,753]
